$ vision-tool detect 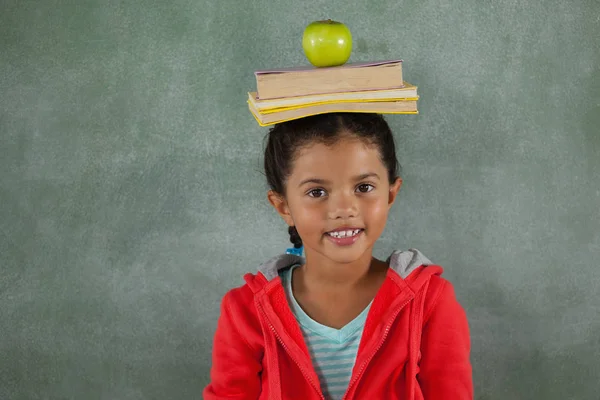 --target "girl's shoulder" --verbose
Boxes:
[421,274,468,325]
[215,278,264,352]
[219,276,257,315]
[217,265,279,320]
